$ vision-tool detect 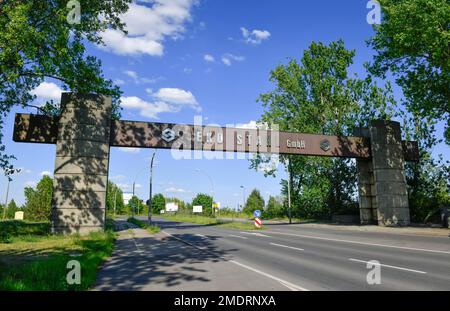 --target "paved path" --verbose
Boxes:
[94,220,292,291]
[95,218,450,291]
